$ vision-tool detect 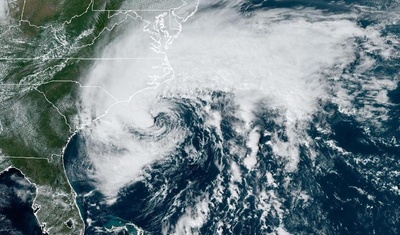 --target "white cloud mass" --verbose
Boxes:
[78,1,395,203]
